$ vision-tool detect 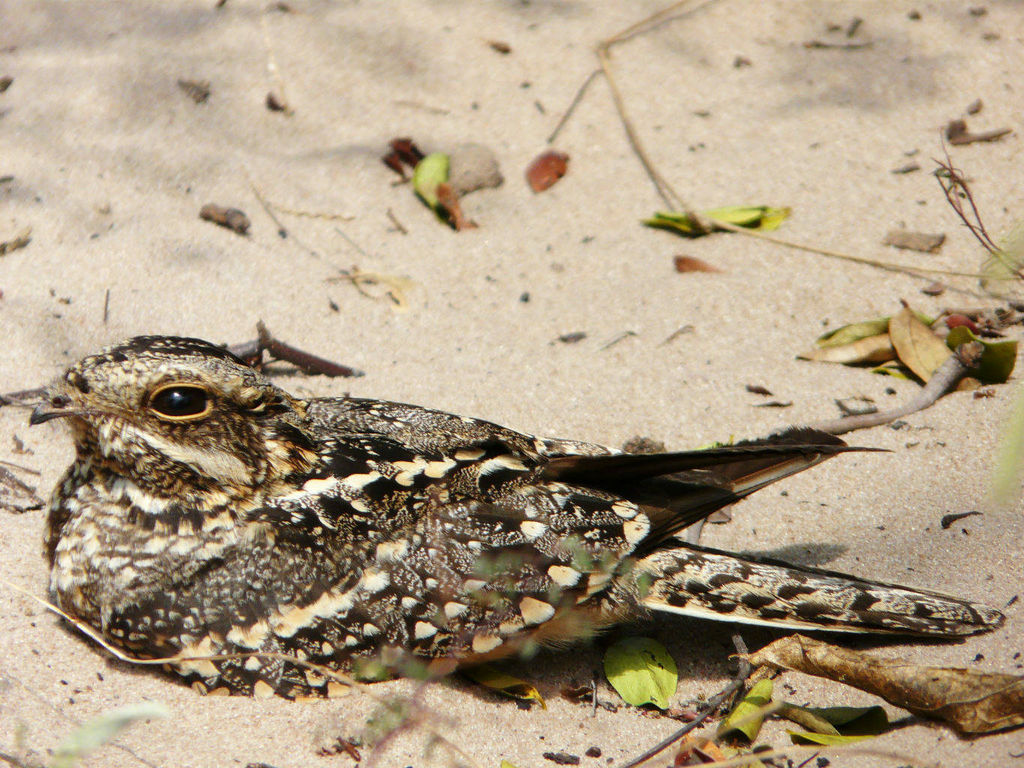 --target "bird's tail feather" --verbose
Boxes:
[635,544,1004,637]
